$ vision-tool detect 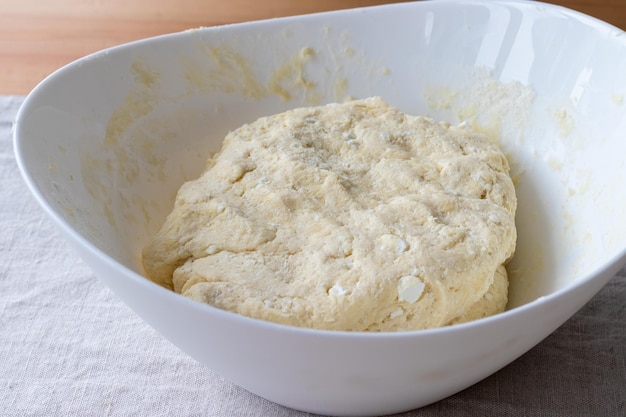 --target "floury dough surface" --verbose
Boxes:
[142,97,517,331]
